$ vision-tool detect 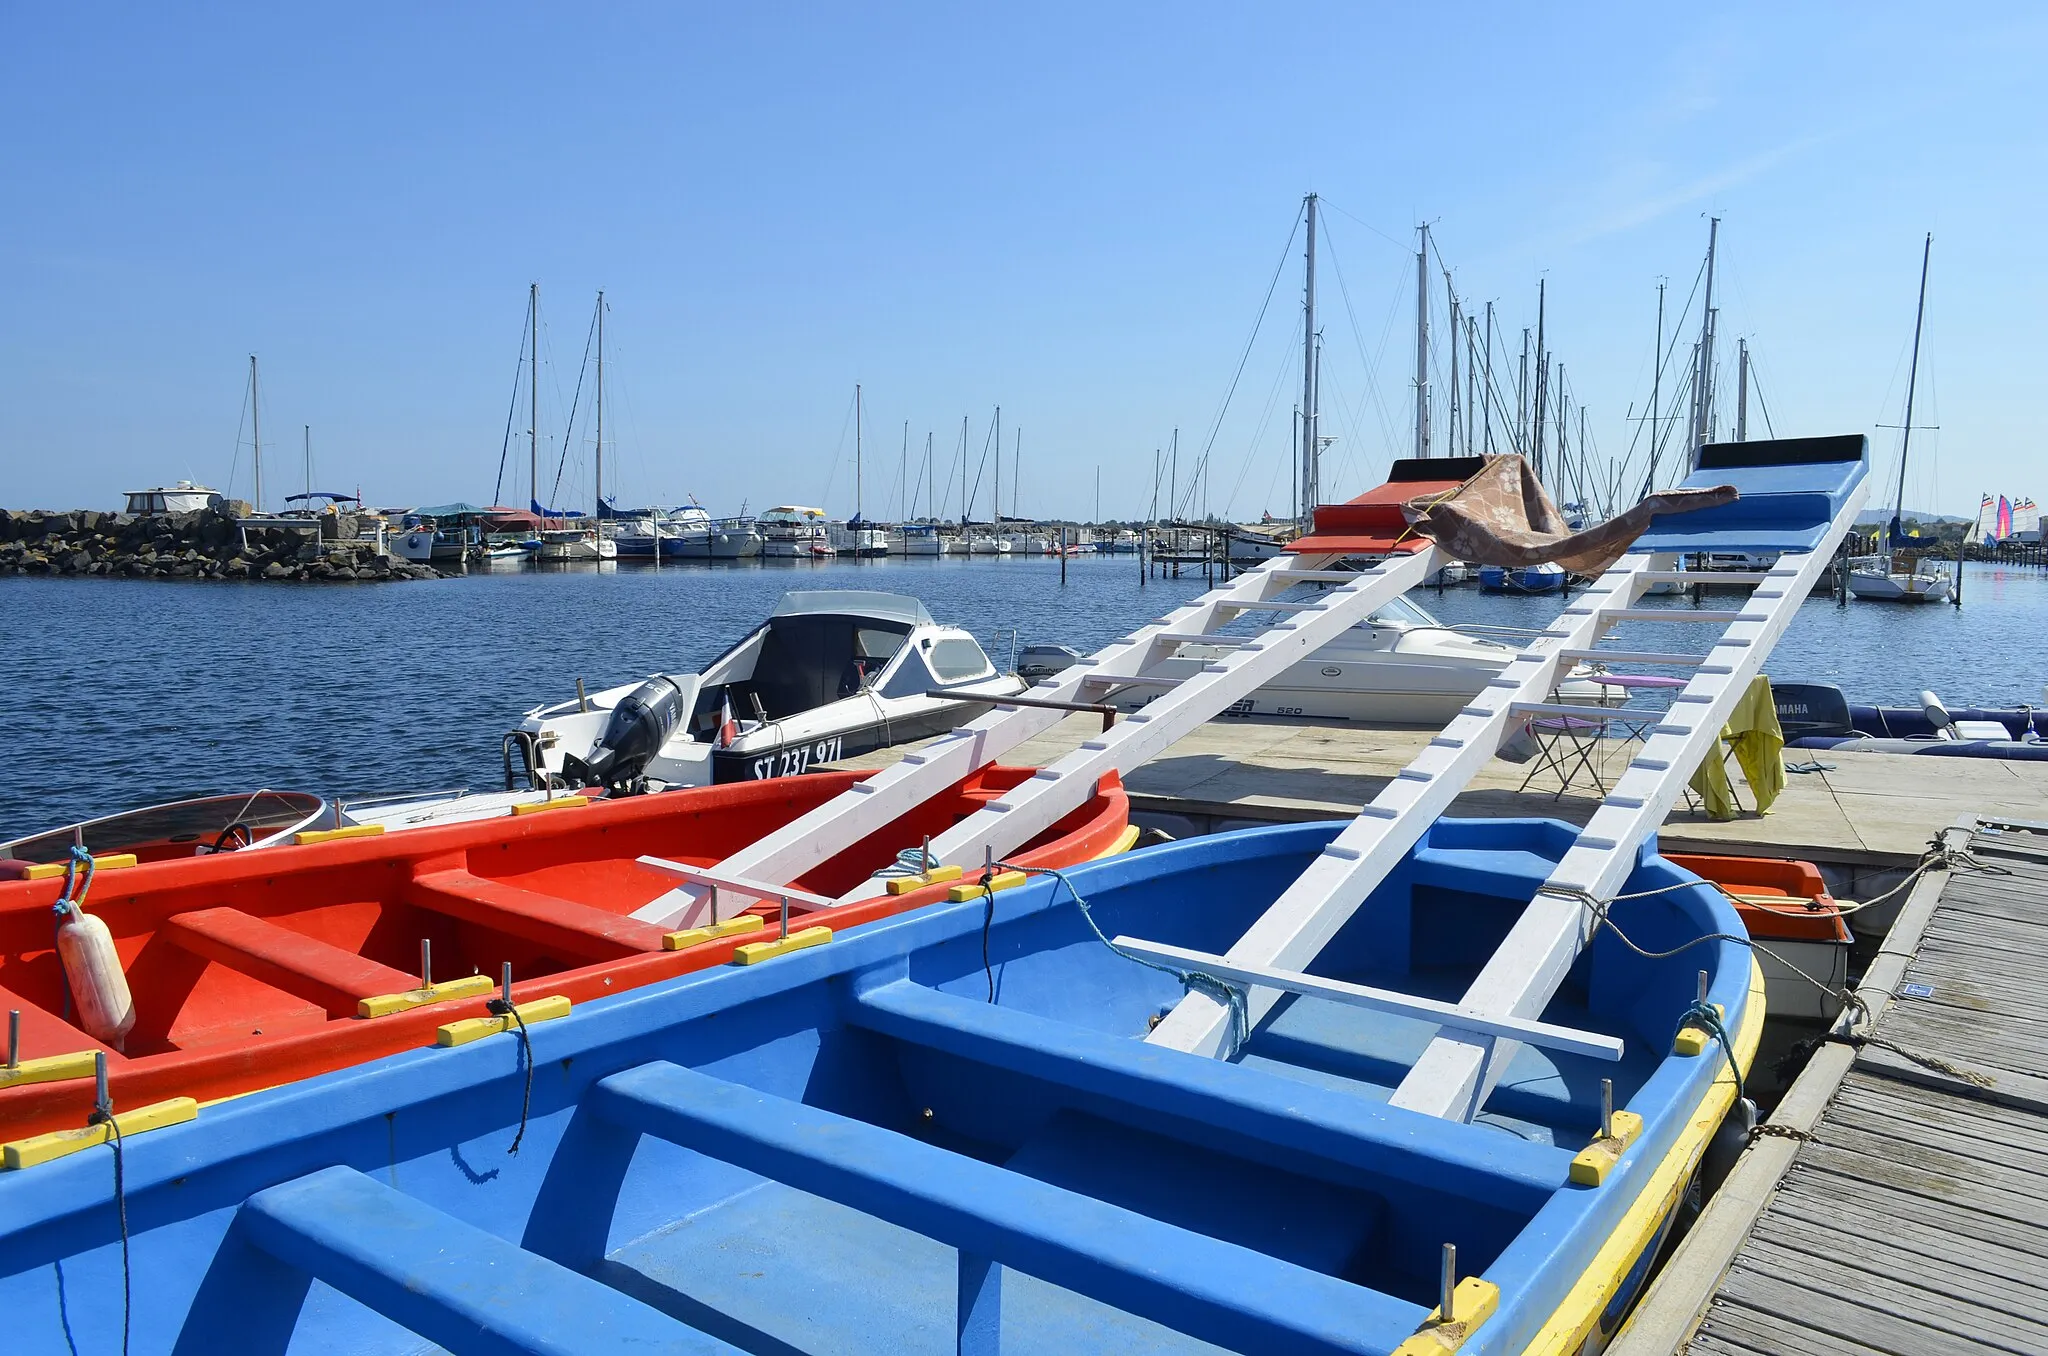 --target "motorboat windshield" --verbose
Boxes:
[0,790,333,866]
